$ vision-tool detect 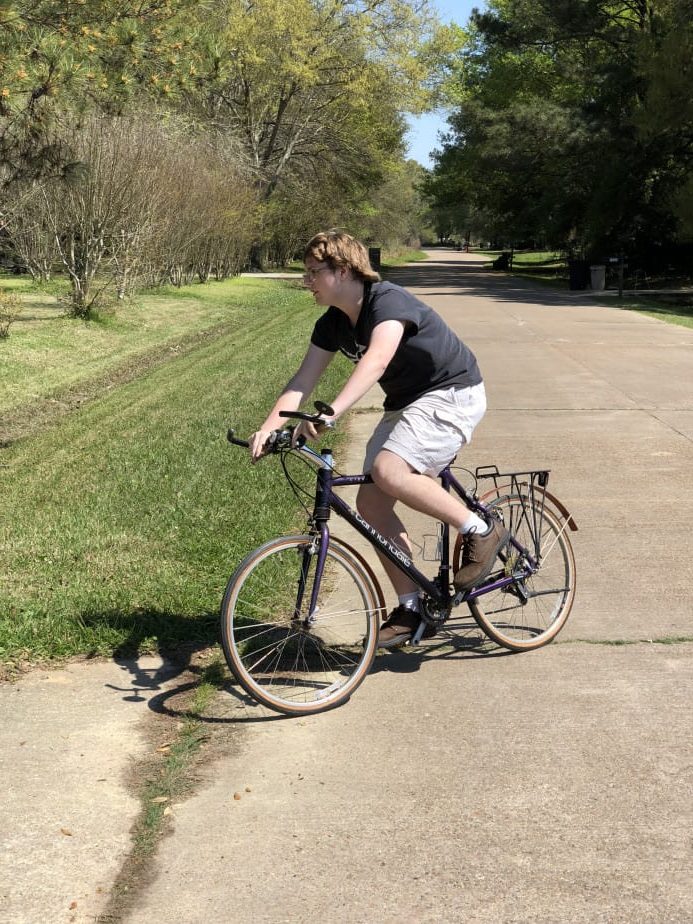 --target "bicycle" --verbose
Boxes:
[221,403,578,716]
